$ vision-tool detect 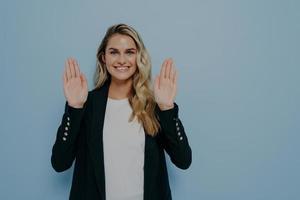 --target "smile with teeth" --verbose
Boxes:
[114,66,129,72]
